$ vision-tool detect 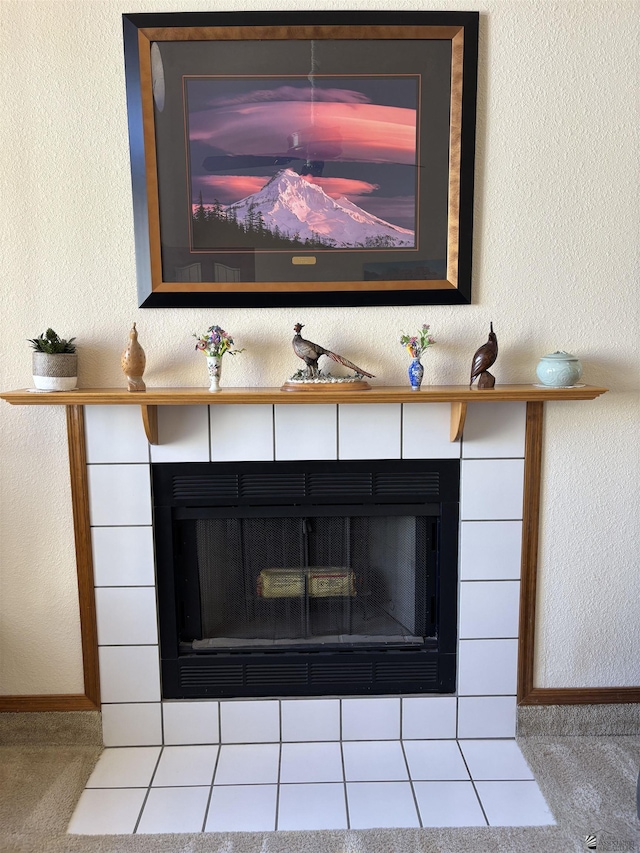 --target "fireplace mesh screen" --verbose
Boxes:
[195,515,427,648]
